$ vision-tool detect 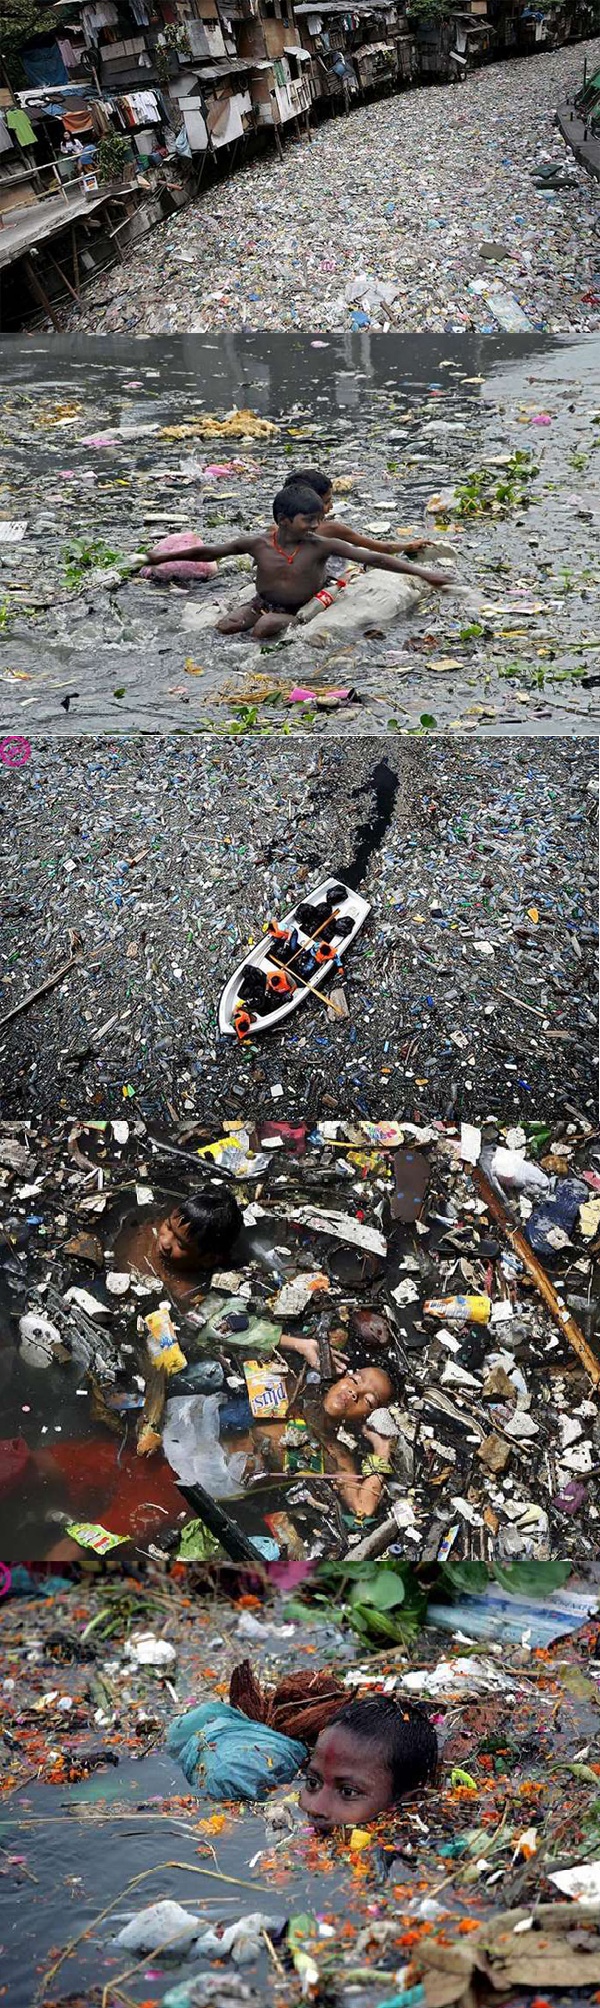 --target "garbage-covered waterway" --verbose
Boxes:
[2,1572,600,2008]
[0,331,599,735]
